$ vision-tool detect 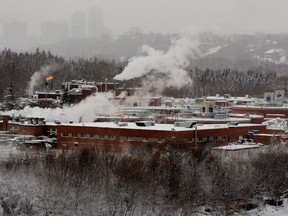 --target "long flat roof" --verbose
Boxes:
[166,116,251,122]
[232,105,288,109]
[47,122,263,132]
